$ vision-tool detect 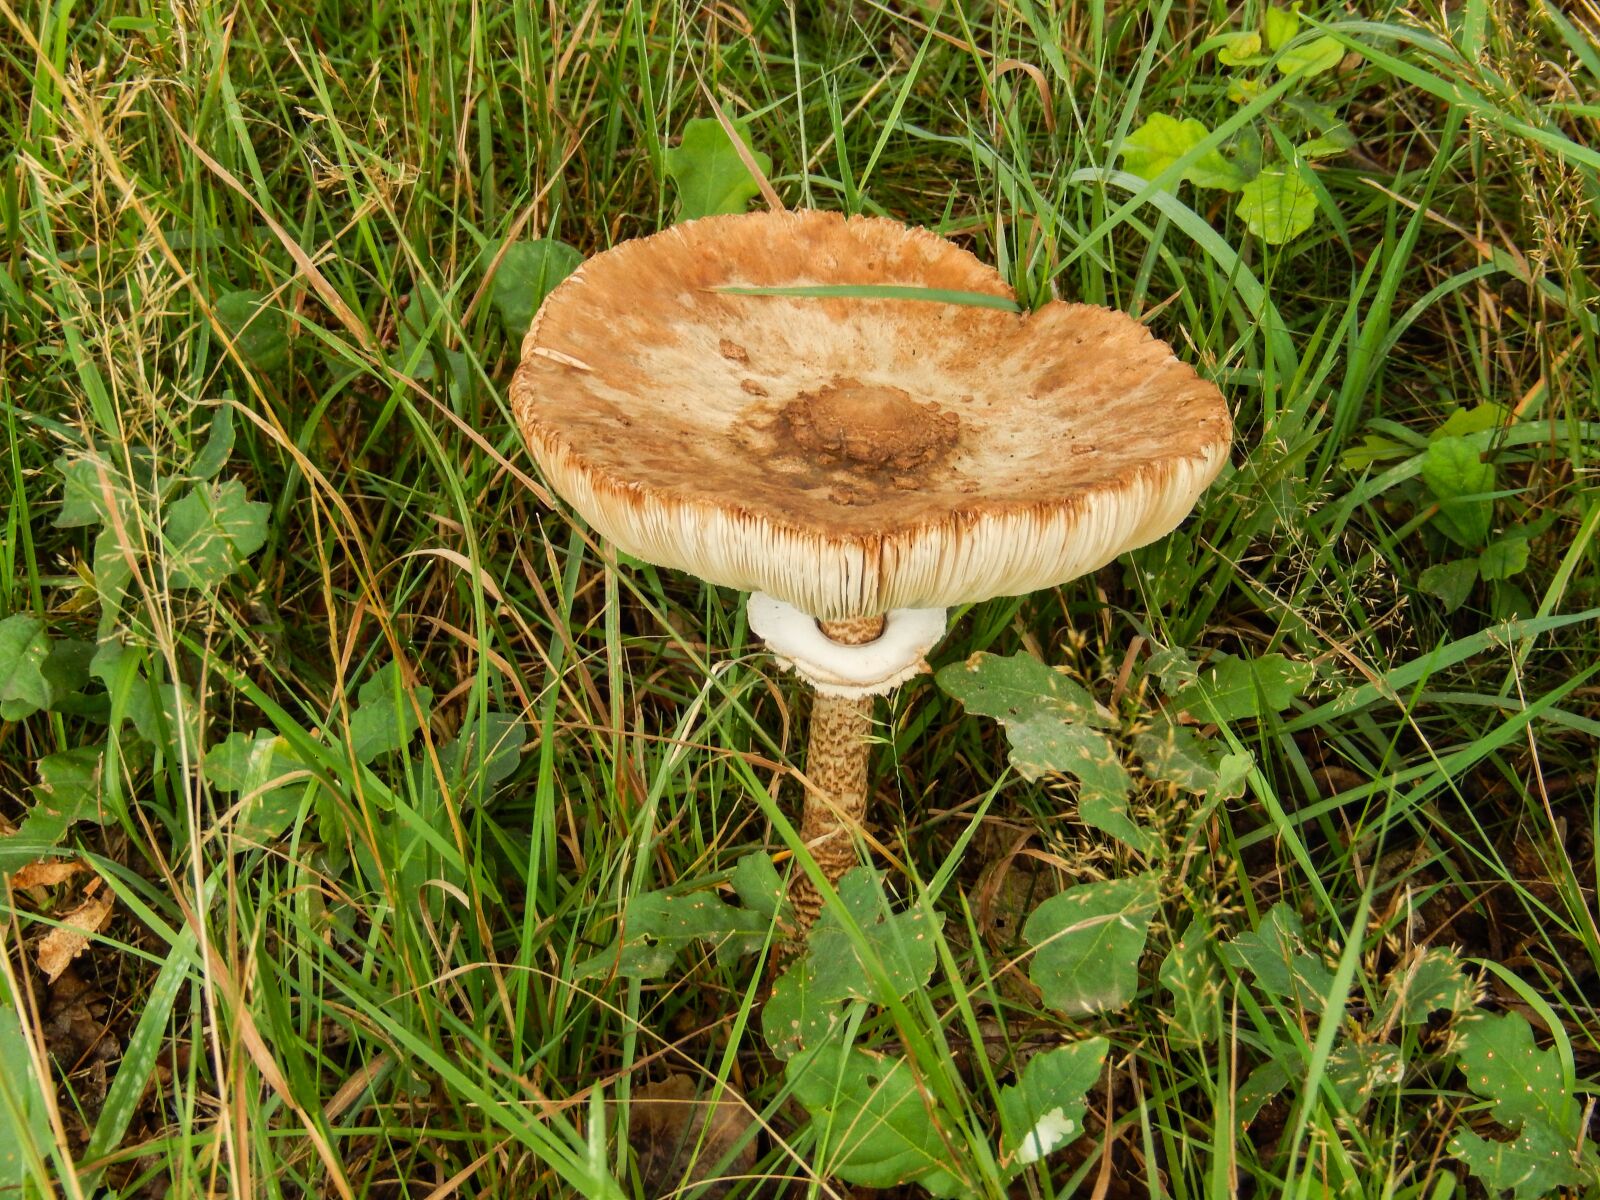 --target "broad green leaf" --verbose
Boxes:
[1422,435,1495,548]
[190,404,235,480]
[40,638,94,706]
[348,662,433,763]
[163,480,269,589]
[614,890,769,978]
[1222,903,1333,1012]
[1216,30,1266,66]
[0,999,51,1191]
[1136,715,1252,798]
[761,956,848,1060]
[215,290,290,372]
[1300,130,1354,159]
[0,615,51,720]
[492,239,583,339]
[1478,536,1530,581]
[1237,1059,1292,1127]
[729,852,787,922]
[1455,1012,1580,1137]
[1263,4,1301,50]
[1173,653,1313,723]
[1374,947,1477,1027]
[787,1044,965,1195]
[806,869,942,1007]
[663,115,772,220]
[442,710,526,789]
[1237,169,1318,243]
[1434,402,1513,440]
[1006,715,1125,790]
[3,746,108,870]
[1326,1041,1403,1114]
[205,730,306,842]
[938,652,1106,729]
[1339,433,1408,471]
[1116,114,1244,192]
[1159,920,1222,1045]
[1277,35,1344,77]
[1450,1122,1589,1200]
[1418,559,1478,613]
[396,286,473,393]
[56,454,123,528]
[1024,872,1160,1015]
[998,1038,1106,1170]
